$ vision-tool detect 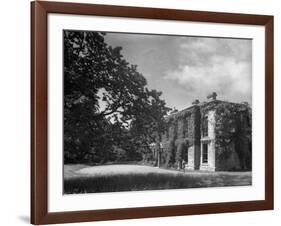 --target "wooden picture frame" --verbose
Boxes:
[31,1,274,224]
